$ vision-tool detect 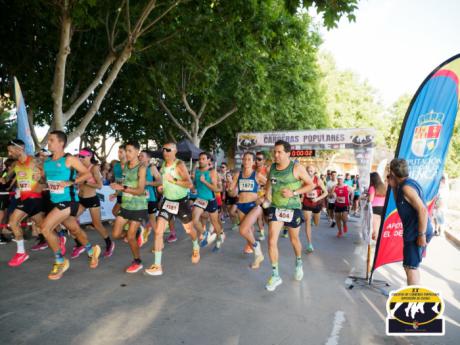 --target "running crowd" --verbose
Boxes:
[0,133,380,291]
